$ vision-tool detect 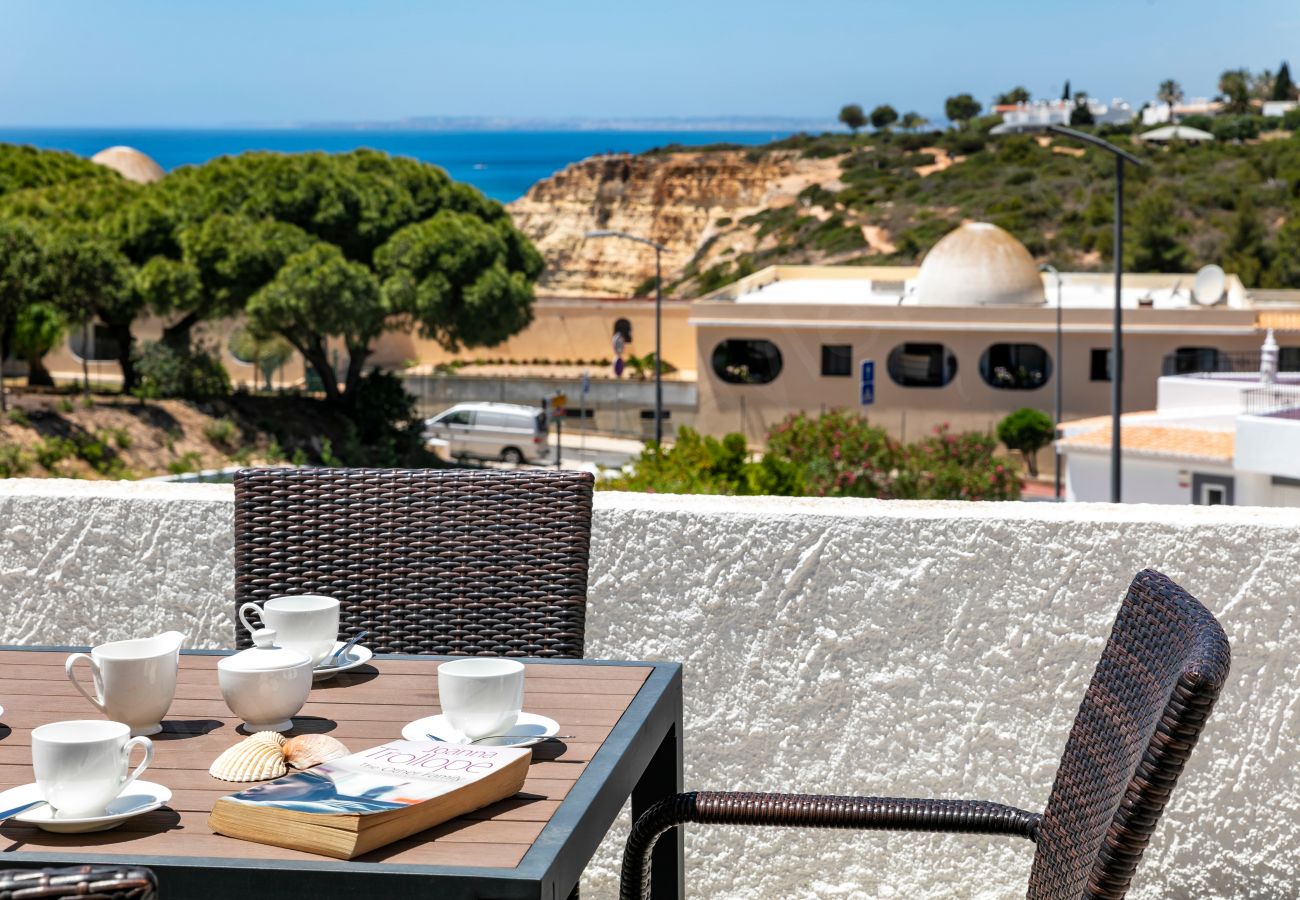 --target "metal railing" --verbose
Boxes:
[1242,385,1300,418]
[1161,350,1260,377]
[1161,349,1300,377]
